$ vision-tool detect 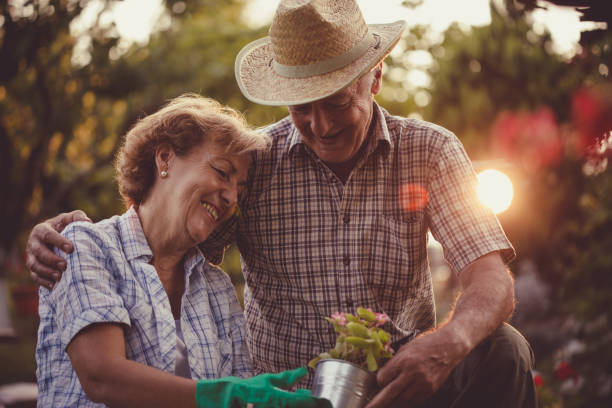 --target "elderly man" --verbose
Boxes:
[27,0,536,406]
